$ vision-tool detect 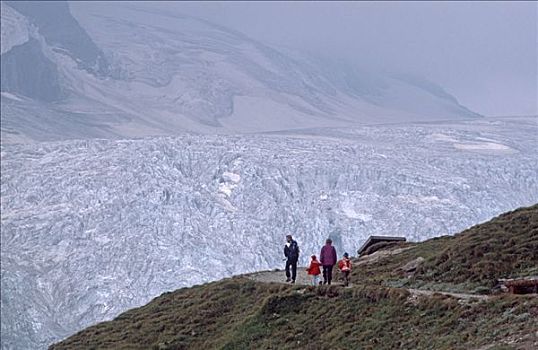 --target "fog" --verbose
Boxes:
[132,1,537,117]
